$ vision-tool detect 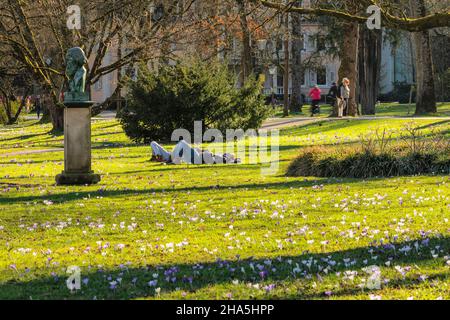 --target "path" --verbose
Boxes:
[262,115,449,130]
